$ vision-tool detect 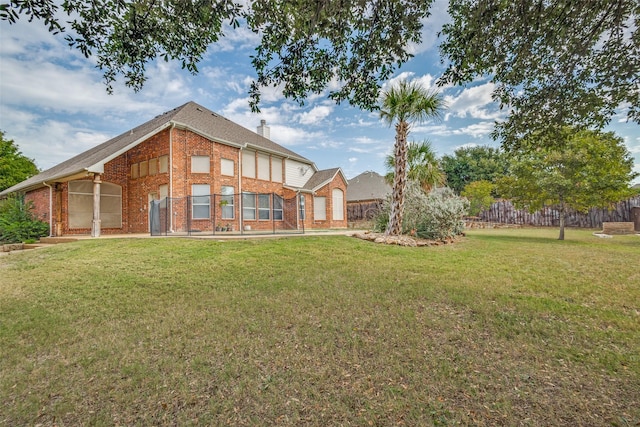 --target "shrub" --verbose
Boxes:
[0,194,49,244]
[375,182,468,240]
